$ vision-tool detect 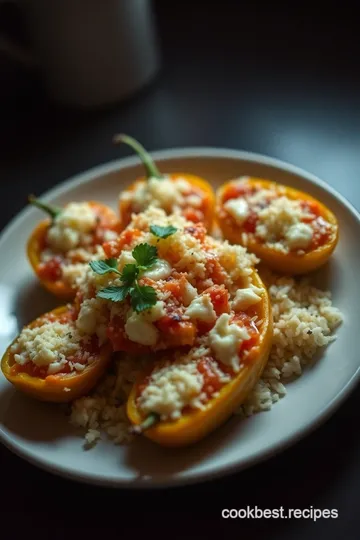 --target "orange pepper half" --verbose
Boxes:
[114,134,215,232]
[27,199,120,301]
[126,270,273,447]
[216,177,339,275]
[1,306,113,403]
